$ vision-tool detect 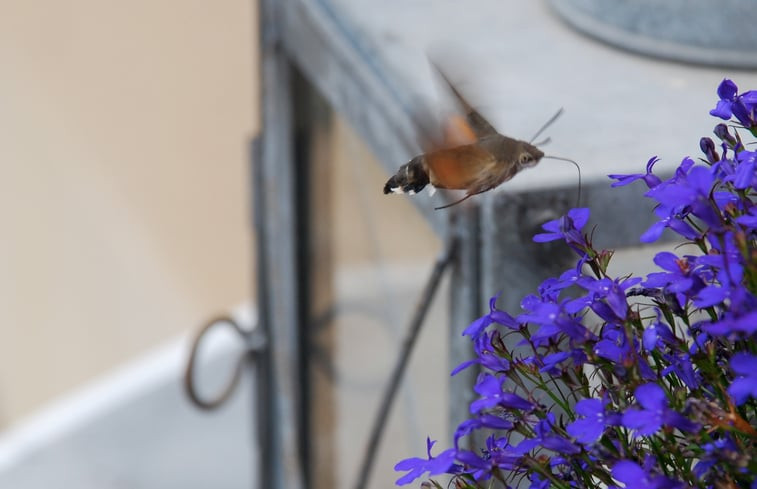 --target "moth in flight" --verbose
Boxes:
[384,64,576,209]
